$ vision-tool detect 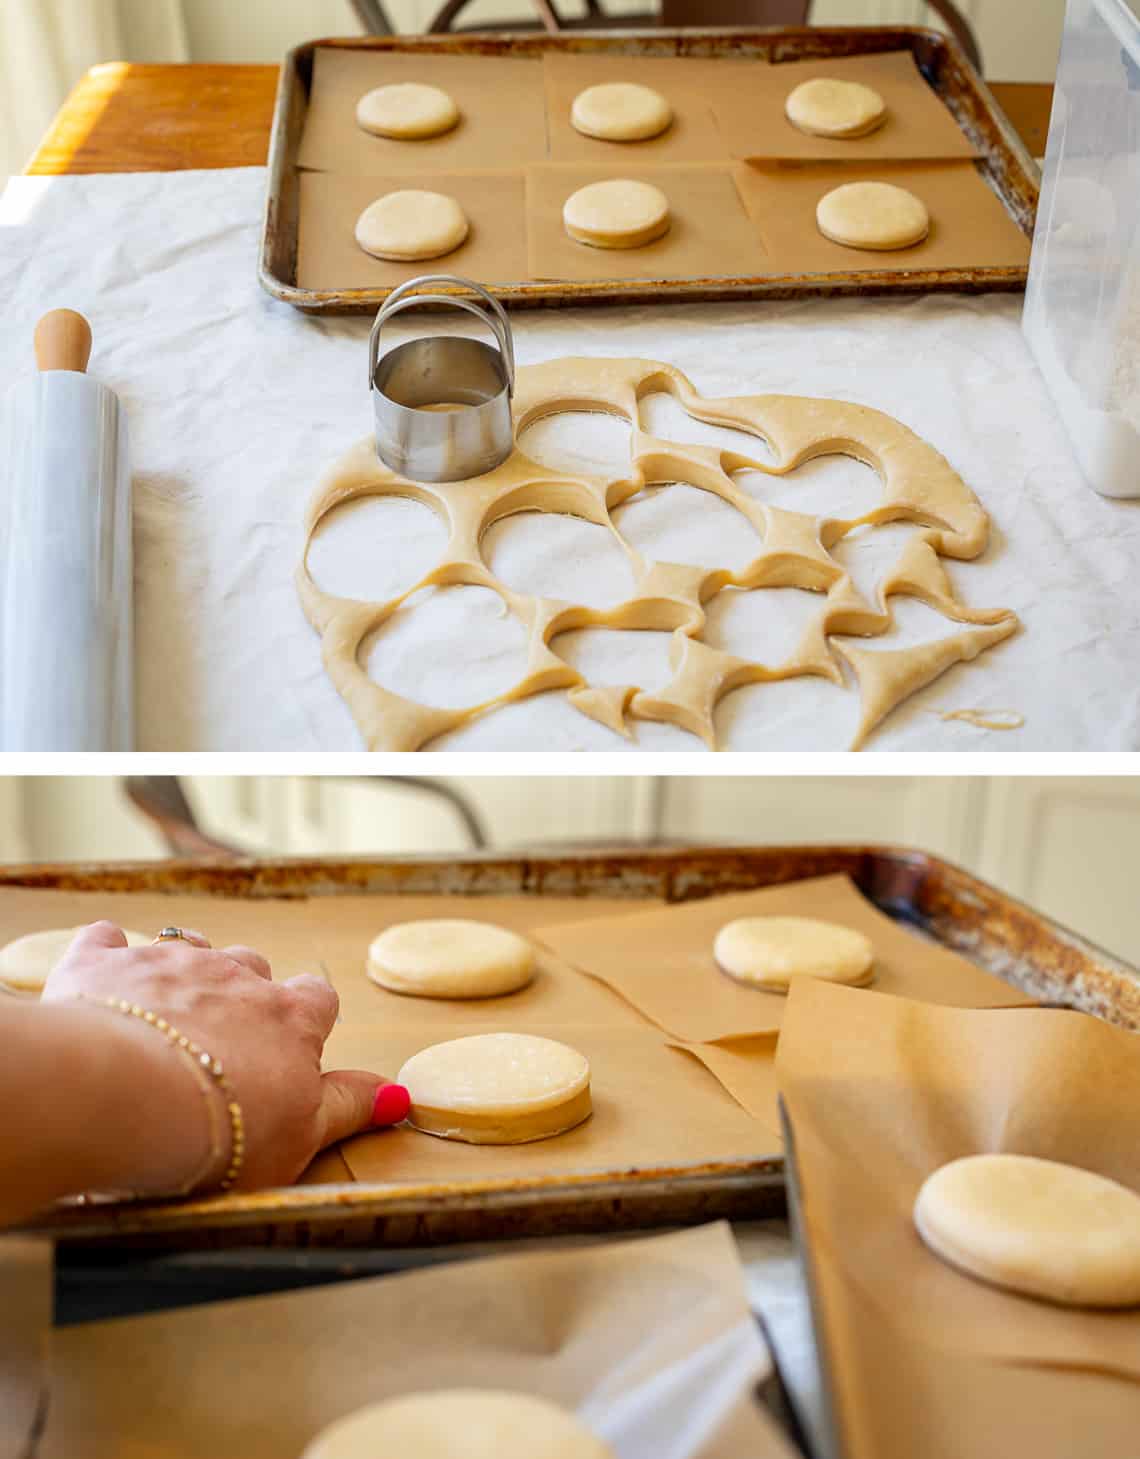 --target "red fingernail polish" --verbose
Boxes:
[371,1083,410,1127]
